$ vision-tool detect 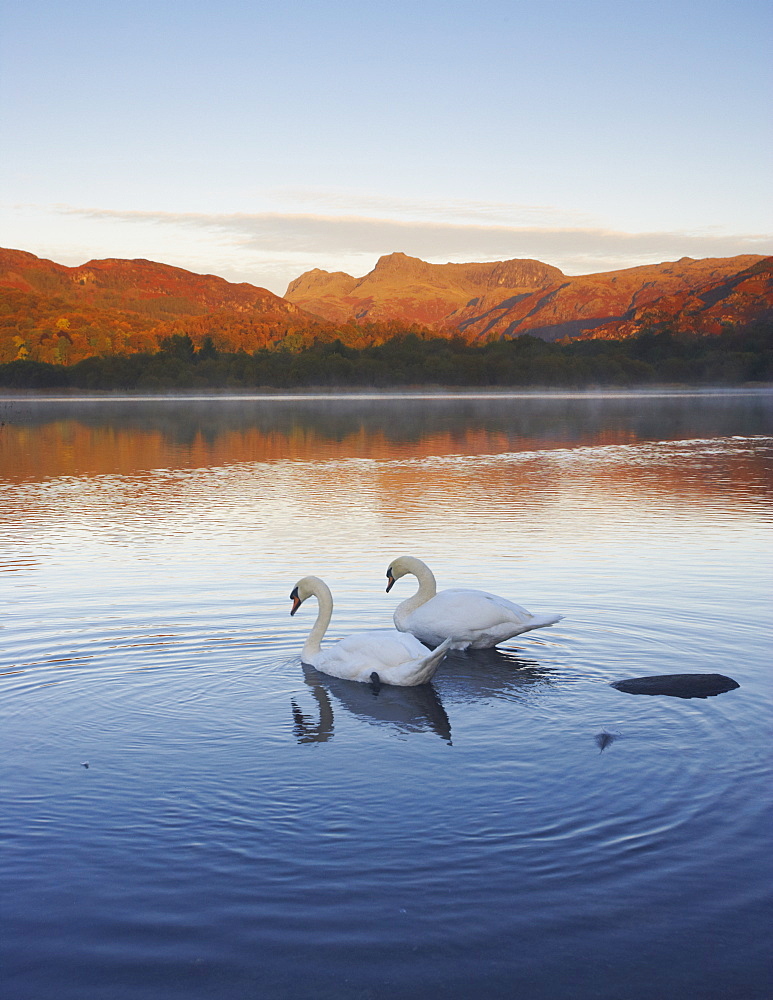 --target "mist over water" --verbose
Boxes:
[2,390,772,1000]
